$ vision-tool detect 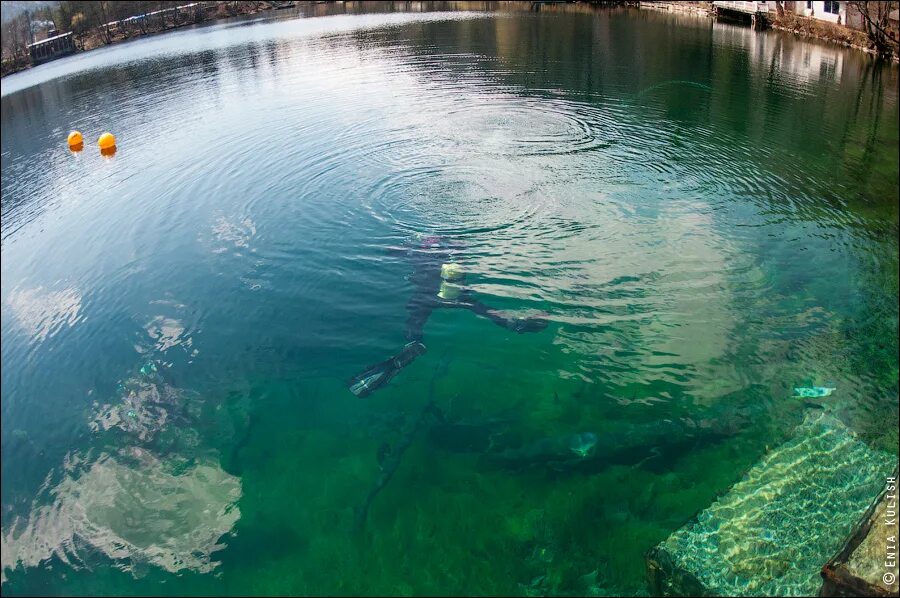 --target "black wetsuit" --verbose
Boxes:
[402,243,545,340]
[347,238,548,397]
